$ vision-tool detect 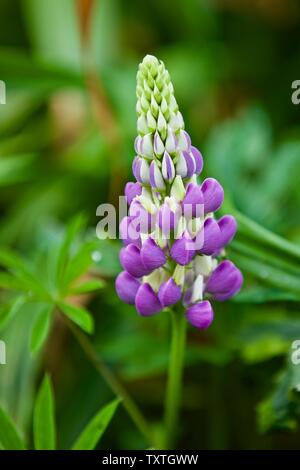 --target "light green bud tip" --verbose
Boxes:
[136,55,184,140]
